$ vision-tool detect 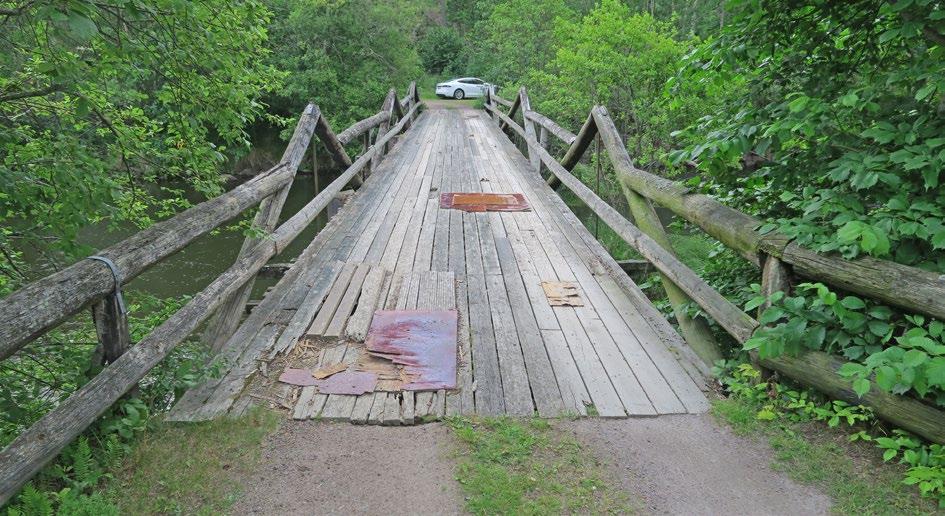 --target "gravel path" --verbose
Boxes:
[565,415,833,515]
[231,421,464,515]
[232,415,832,515]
